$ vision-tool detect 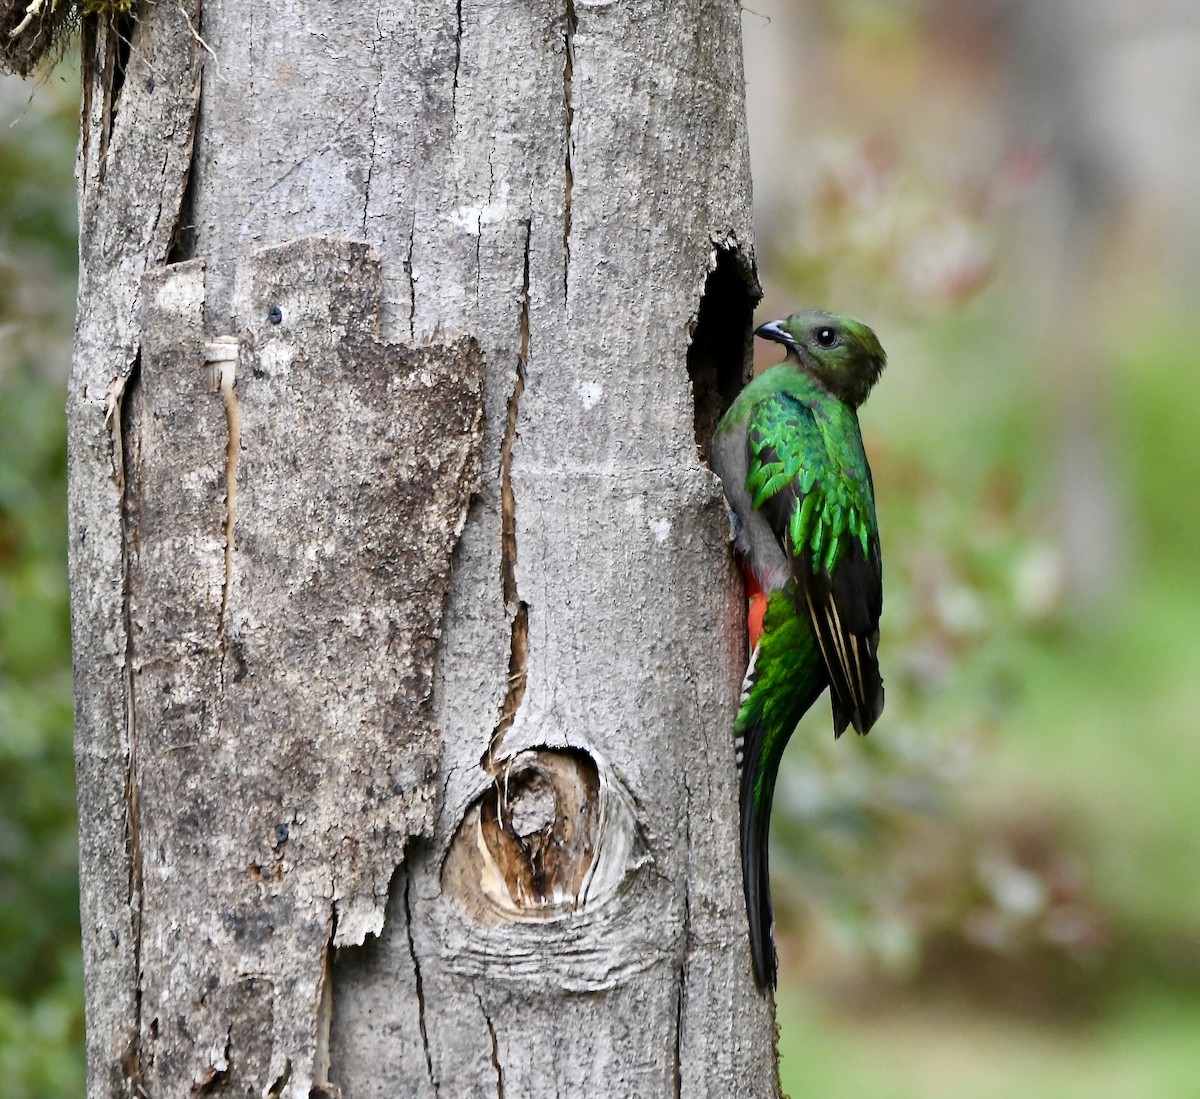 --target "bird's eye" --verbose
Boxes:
[815,327,839,348]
